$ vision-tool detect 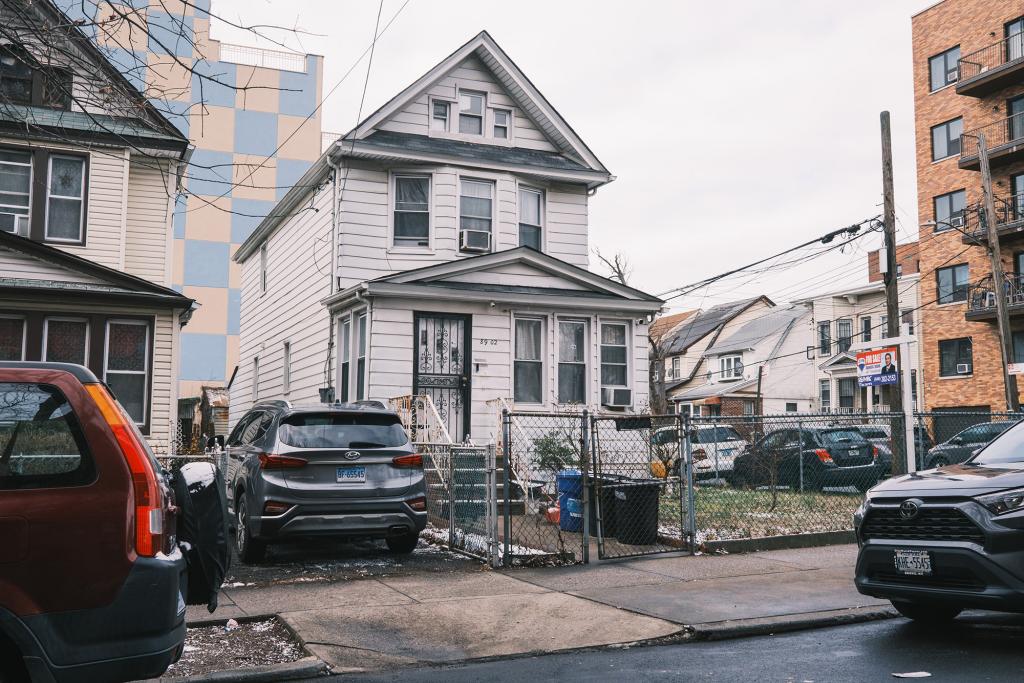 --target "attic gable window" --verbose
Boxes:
[493,109,510,138]
[431,100,449,131]
[458,91,485,135]
[0,45,73,110]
